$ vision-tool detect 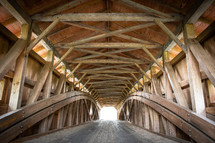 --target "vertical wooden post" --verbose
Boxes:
[47,114,54,130]
[55,66,66,95]
[148,107,154,130]
[151,66,160,133]
[126,102,129,121]
[62,105,69,127]
[144,105,150,129]
[184,24,206,116]
[163,51,177,137]
[75,100,80,125]
[134,100,138,125]
[1,78,10,105]
[151,66,162,96]
[163,51,174,101]
[67,103,73,126]
[8,24,31,111]
[57,108,64,129]
[166,120,176,137]
[138,101,143,127]
[39,50,54,133]
[56,66,67,129]
[43,50,54,98]
[63,66,67,93]
[80,100,84,124]
[144,76,150,93]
